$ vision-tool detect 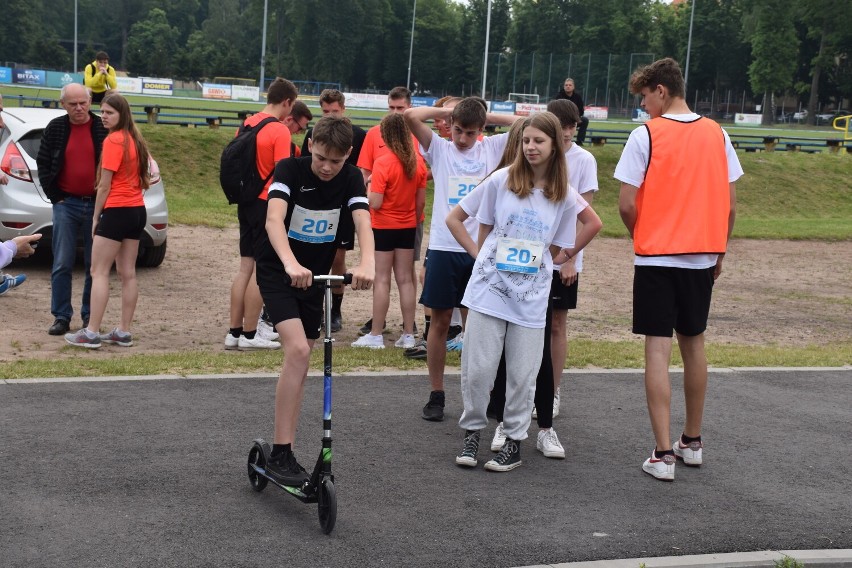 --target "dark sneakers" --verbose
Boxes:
[266,451,309,486]
[422,390,445,421]
[455,430,480,467]
[49,318,70,335]
[485,438,522,472]
[330,311,343,333]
